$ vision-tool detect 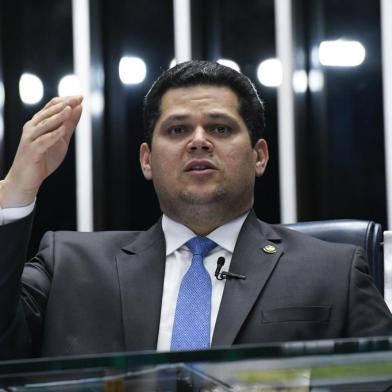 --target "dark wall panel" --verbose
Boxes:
[99,0,174,230]
[295,0,386,227]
